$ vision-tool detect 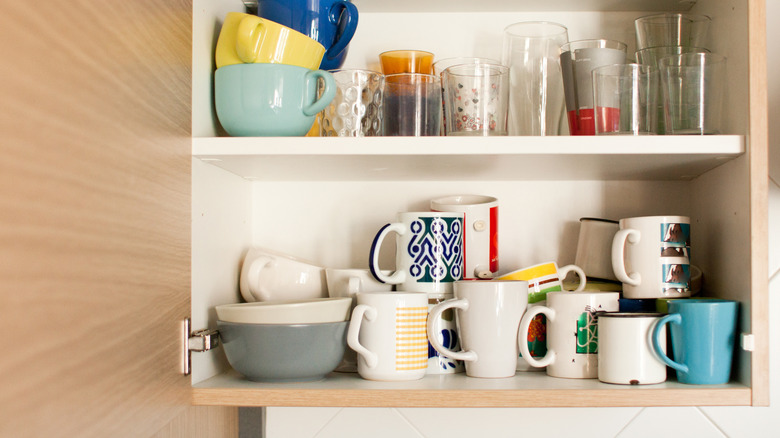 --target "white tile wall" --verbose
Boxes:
[261,2,780,436]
